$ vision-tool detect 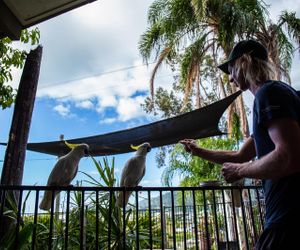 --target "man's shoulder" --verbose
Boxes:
[256,80,297,100]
